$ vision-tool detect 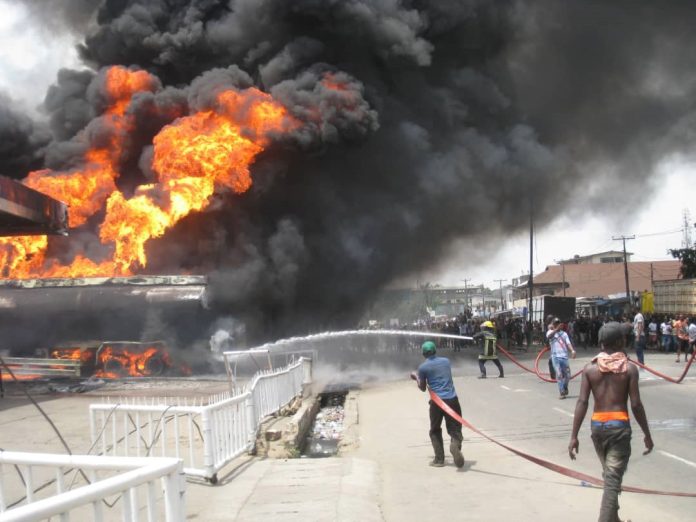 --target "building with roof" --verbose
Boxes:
[559,250,632,265]
[513,259,680,300]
